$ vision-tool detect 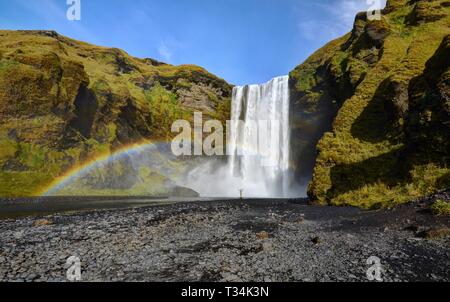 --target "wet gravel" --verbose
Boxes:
[0,194,449,282]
